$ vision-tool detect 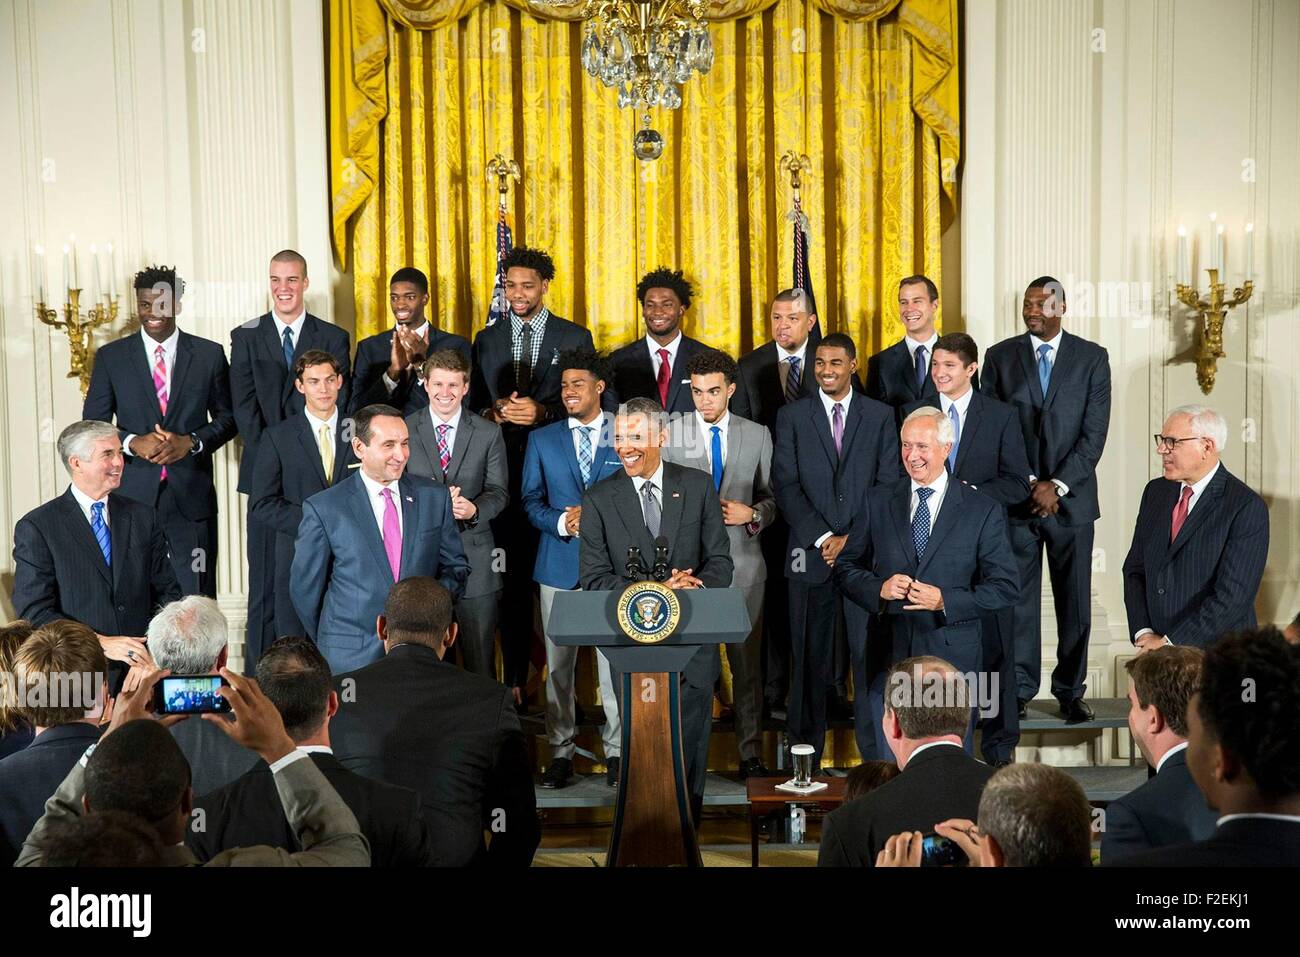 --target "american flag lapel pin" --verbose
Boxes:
[672,491,681,498]
[405,496,414,502]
